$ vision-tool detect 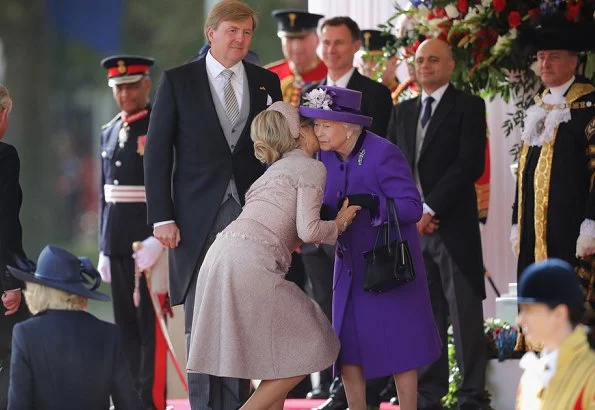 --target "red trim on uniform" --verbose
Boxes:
[121,109,149,125]
[107,65,149,78]
[153,293,168,410]
[572,385,585,410]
